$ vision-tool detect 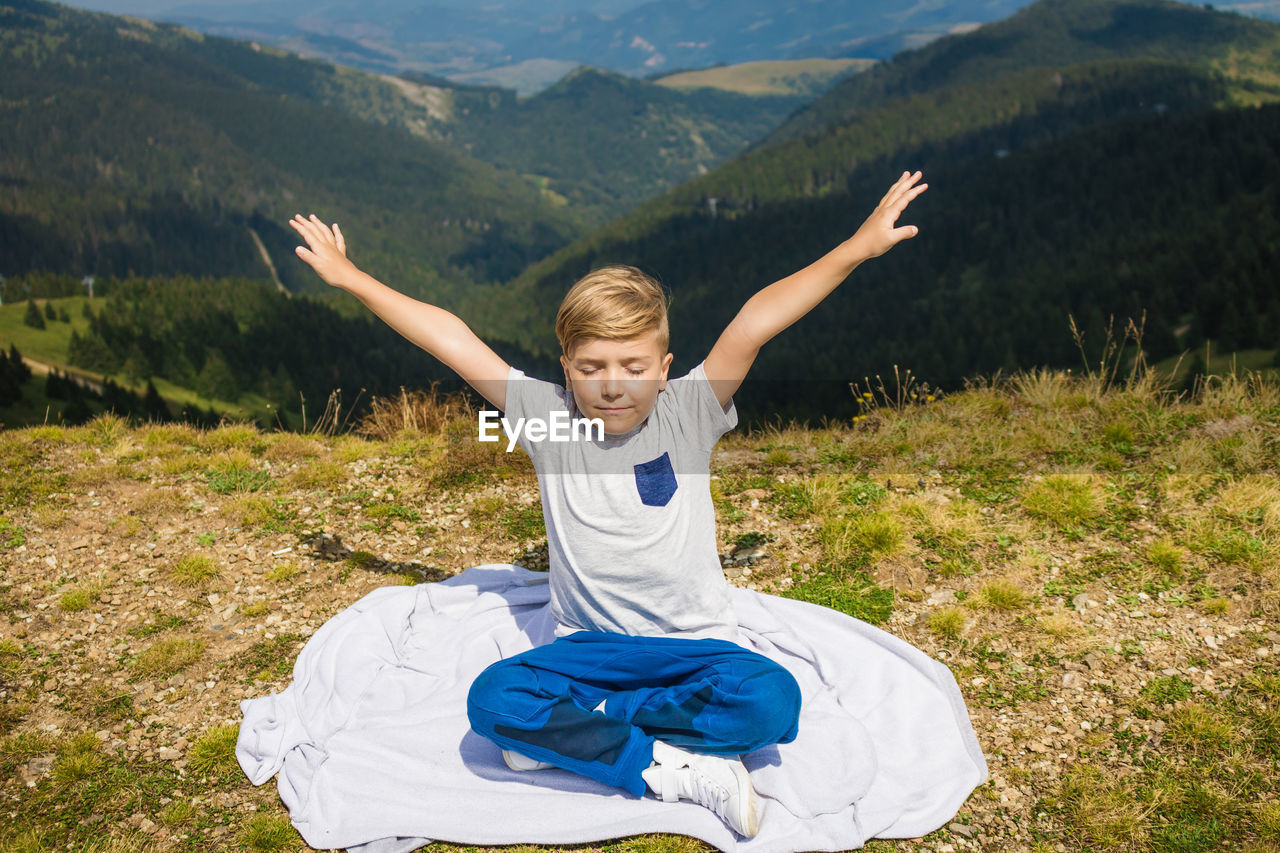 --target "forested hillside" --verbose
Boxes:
[762,0,1280,144]
[393,66,816,227]
[0,0,824,301]
[0,273,564,430]
[494,0,1280,427]
[0,0,584,303]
